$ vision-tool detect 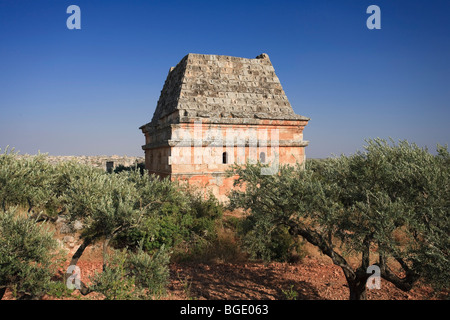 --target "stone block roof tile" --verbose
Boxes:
[145,53,309,127]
